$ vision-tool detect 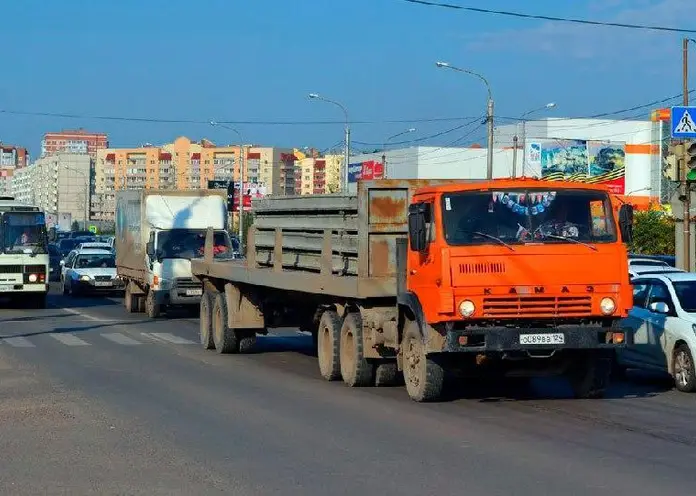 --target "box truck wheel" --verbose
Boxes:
[317,310,342,381]
[212,292,239,354]
[401,320,444,402]
[339,312,374,387]
[199,290,216,350]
